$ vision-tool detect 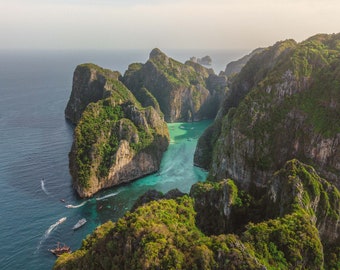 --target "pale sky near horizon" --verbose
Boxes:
[1,0,339,50]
